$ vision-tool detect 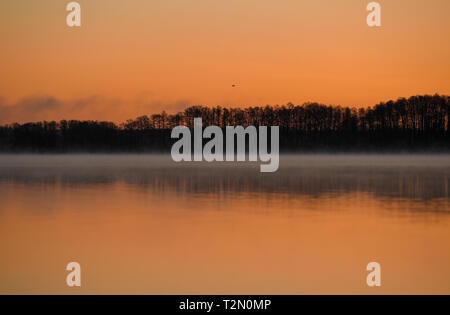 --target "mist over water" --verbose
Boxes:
[0,154,448,204]
[0,154,449,294]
